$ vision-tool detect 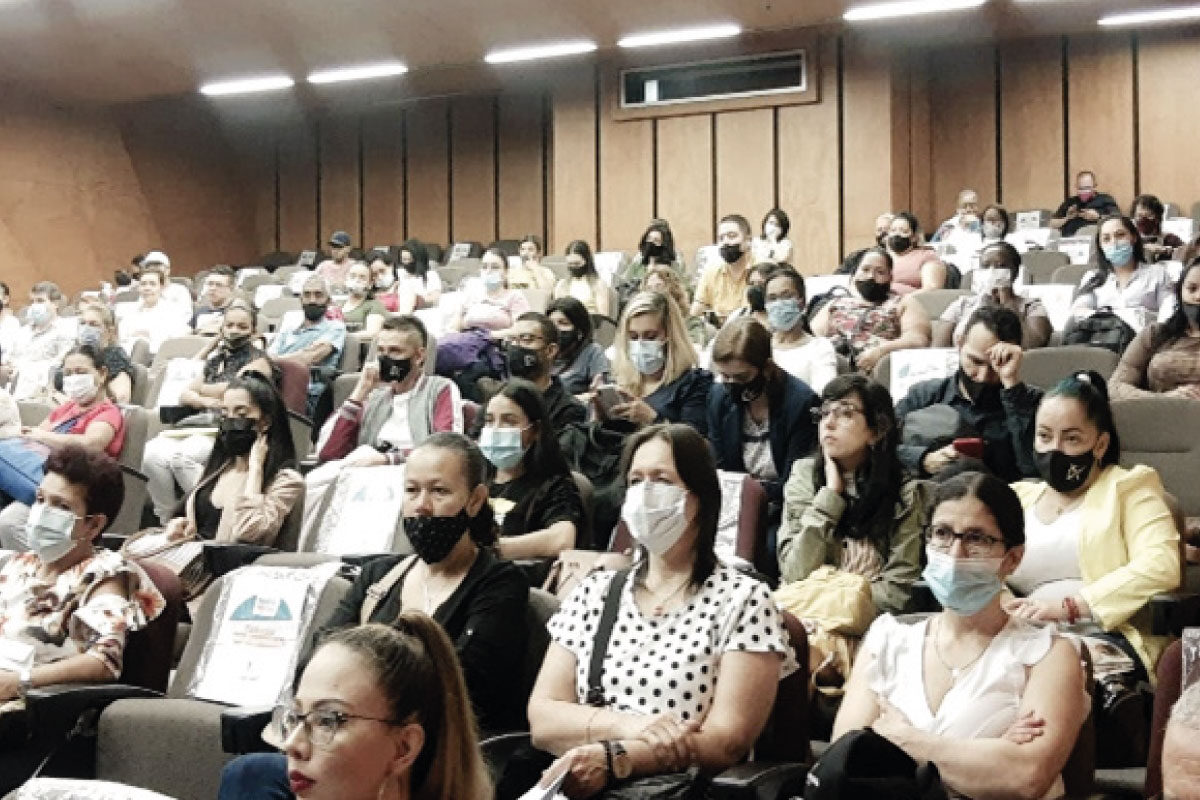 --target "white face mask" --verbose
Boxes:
[26,502,80,564]
[973,268,1012,296]
[345,278,369,296]
[63,372,97,402]
[982,221,1005,240]
[763,222,781,241]
[621,480,690,556]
